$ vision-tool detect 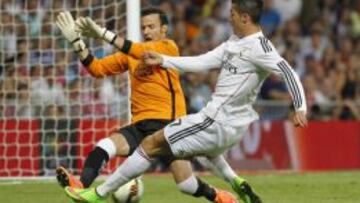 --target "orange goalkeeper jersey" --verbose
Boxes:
[85,39,186,123]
